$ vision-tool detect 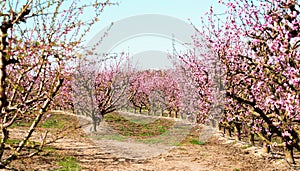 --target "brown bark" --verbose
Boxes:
[284,145,295,164]
[249,133,255,146]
